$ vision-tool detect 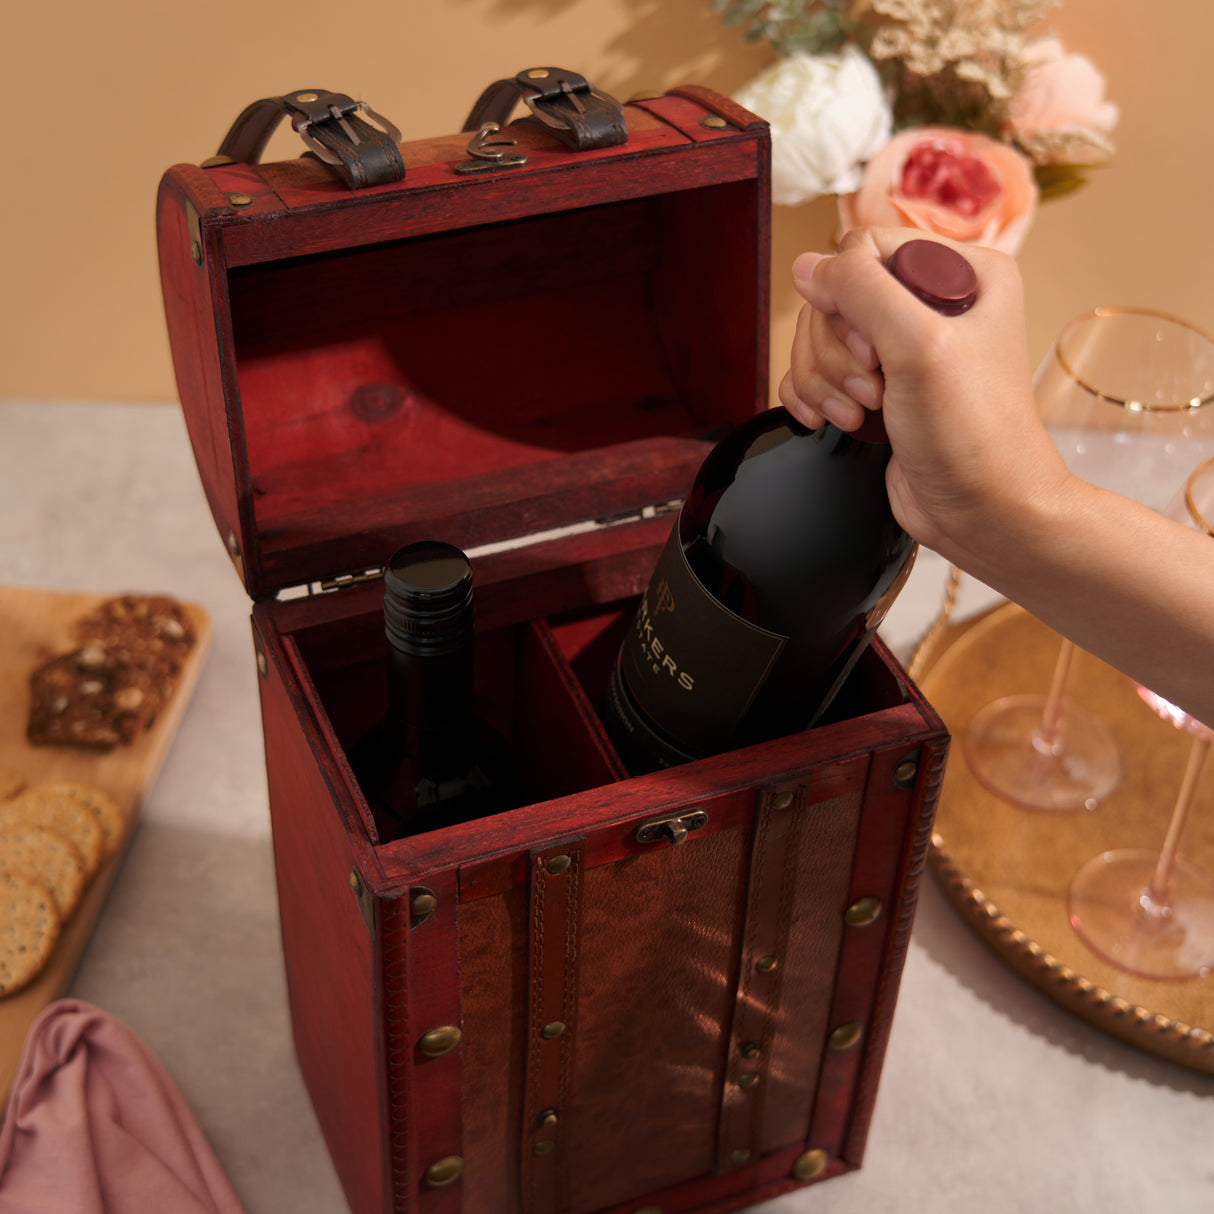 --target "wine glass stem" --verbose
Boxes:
[1039,638,1079,744]
[1148,734,1214,905]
